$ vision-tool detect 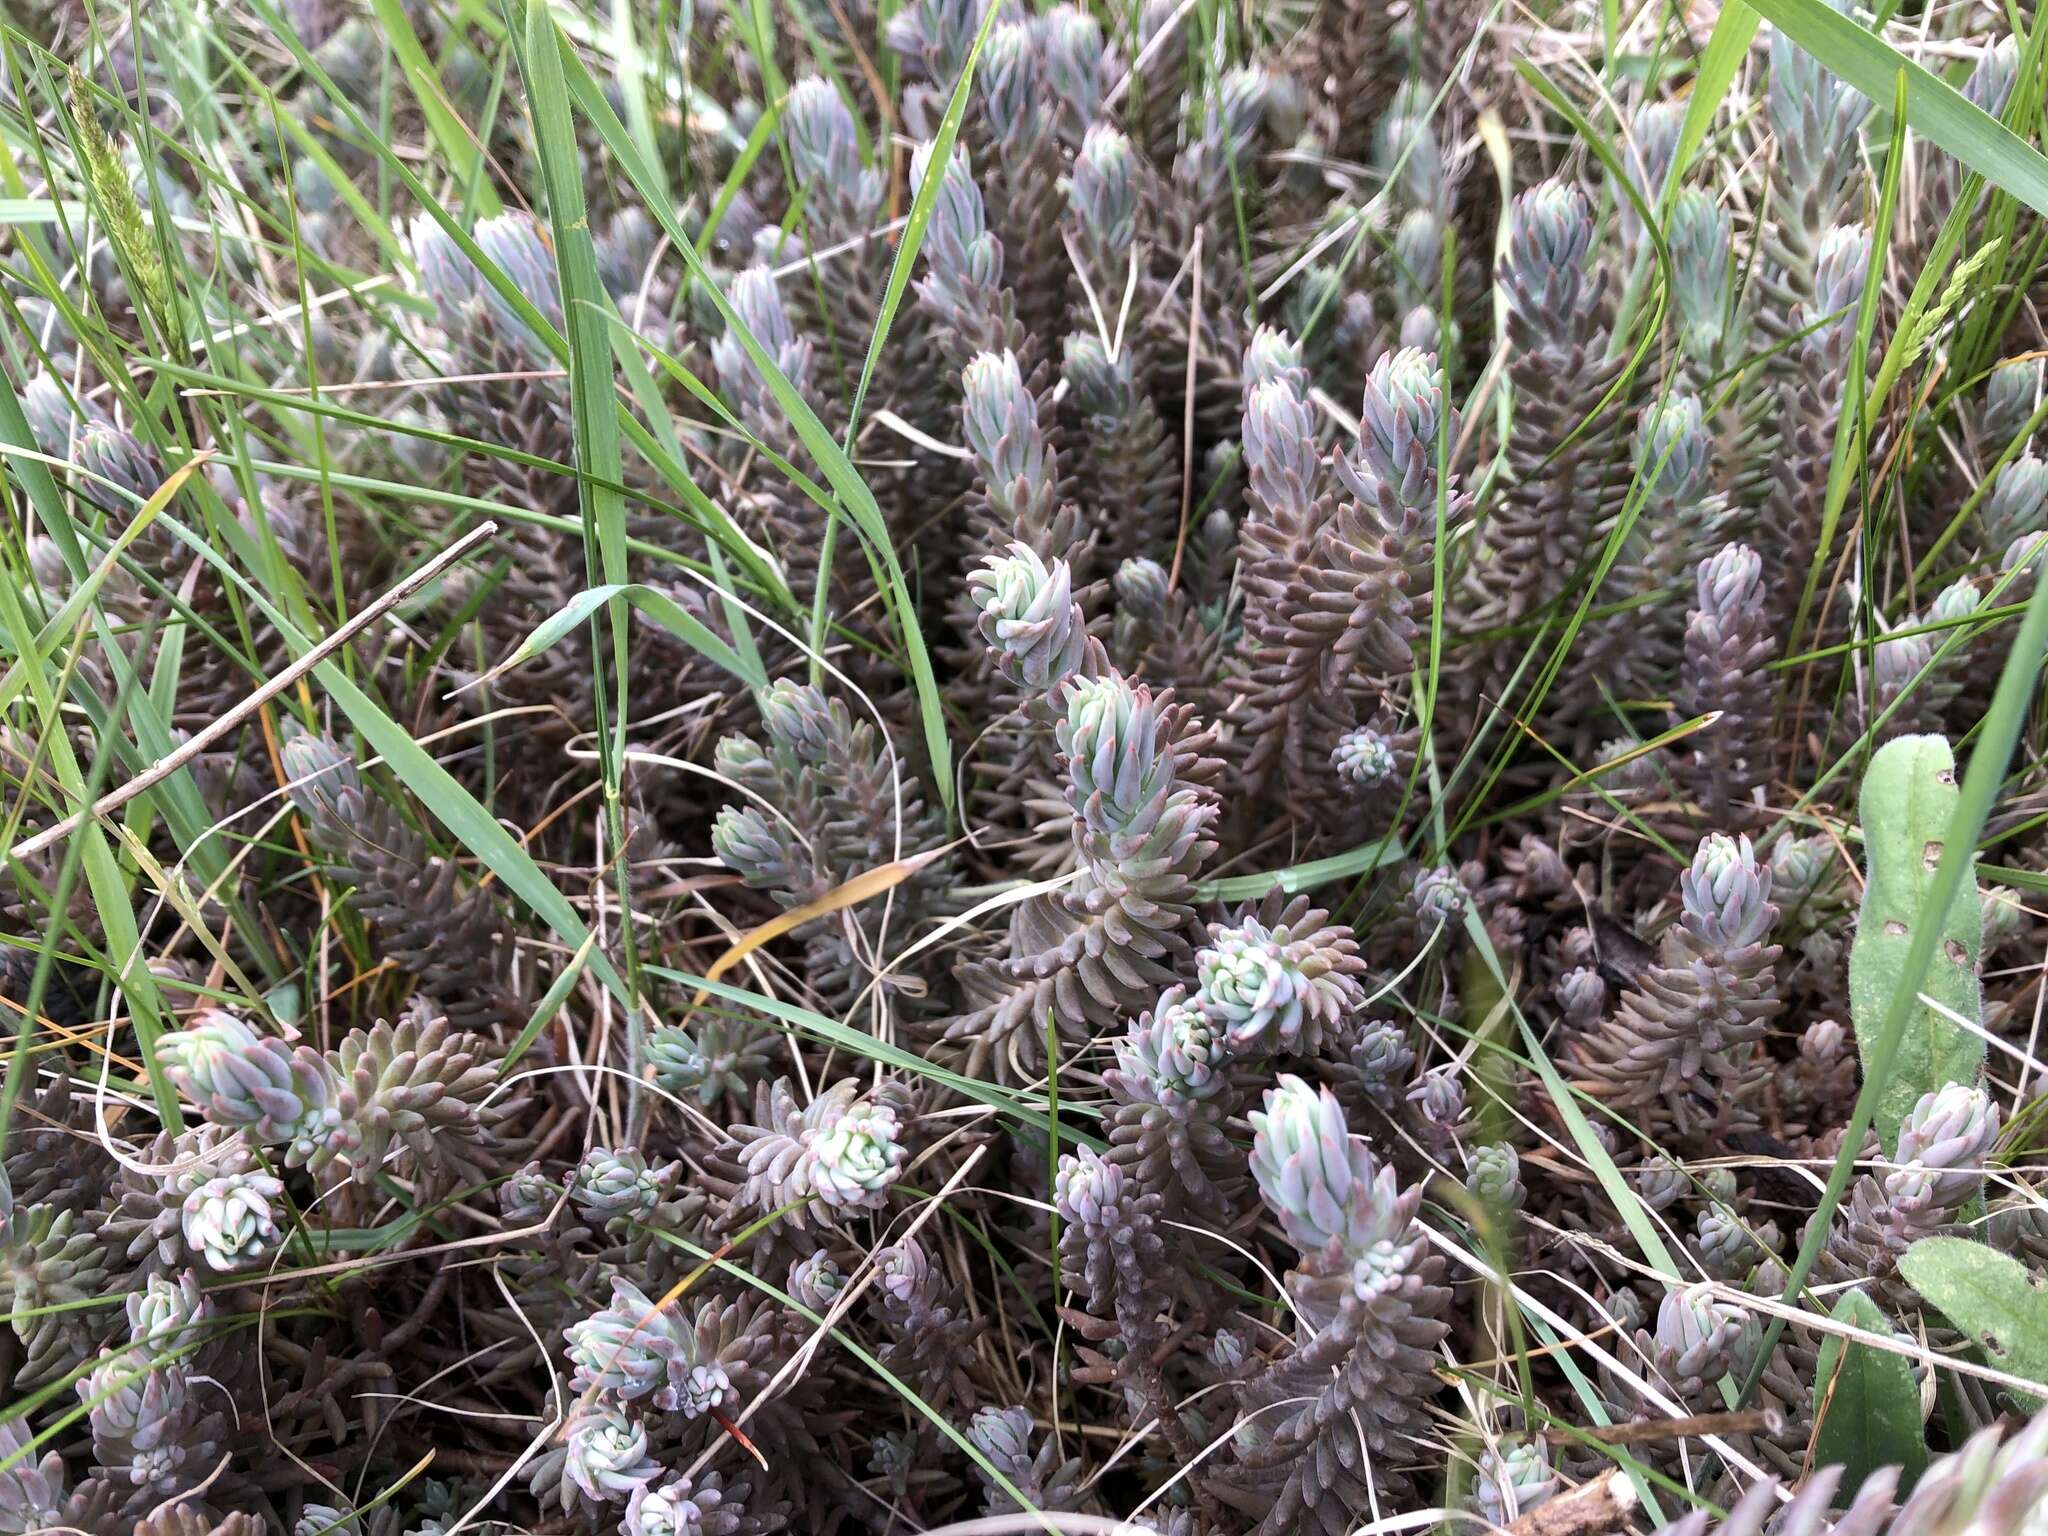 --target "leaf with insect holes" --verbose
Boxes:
[1811,1287,1928,1492]
[1848,736,1986,1155]
[1900,1237,2048,1402]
